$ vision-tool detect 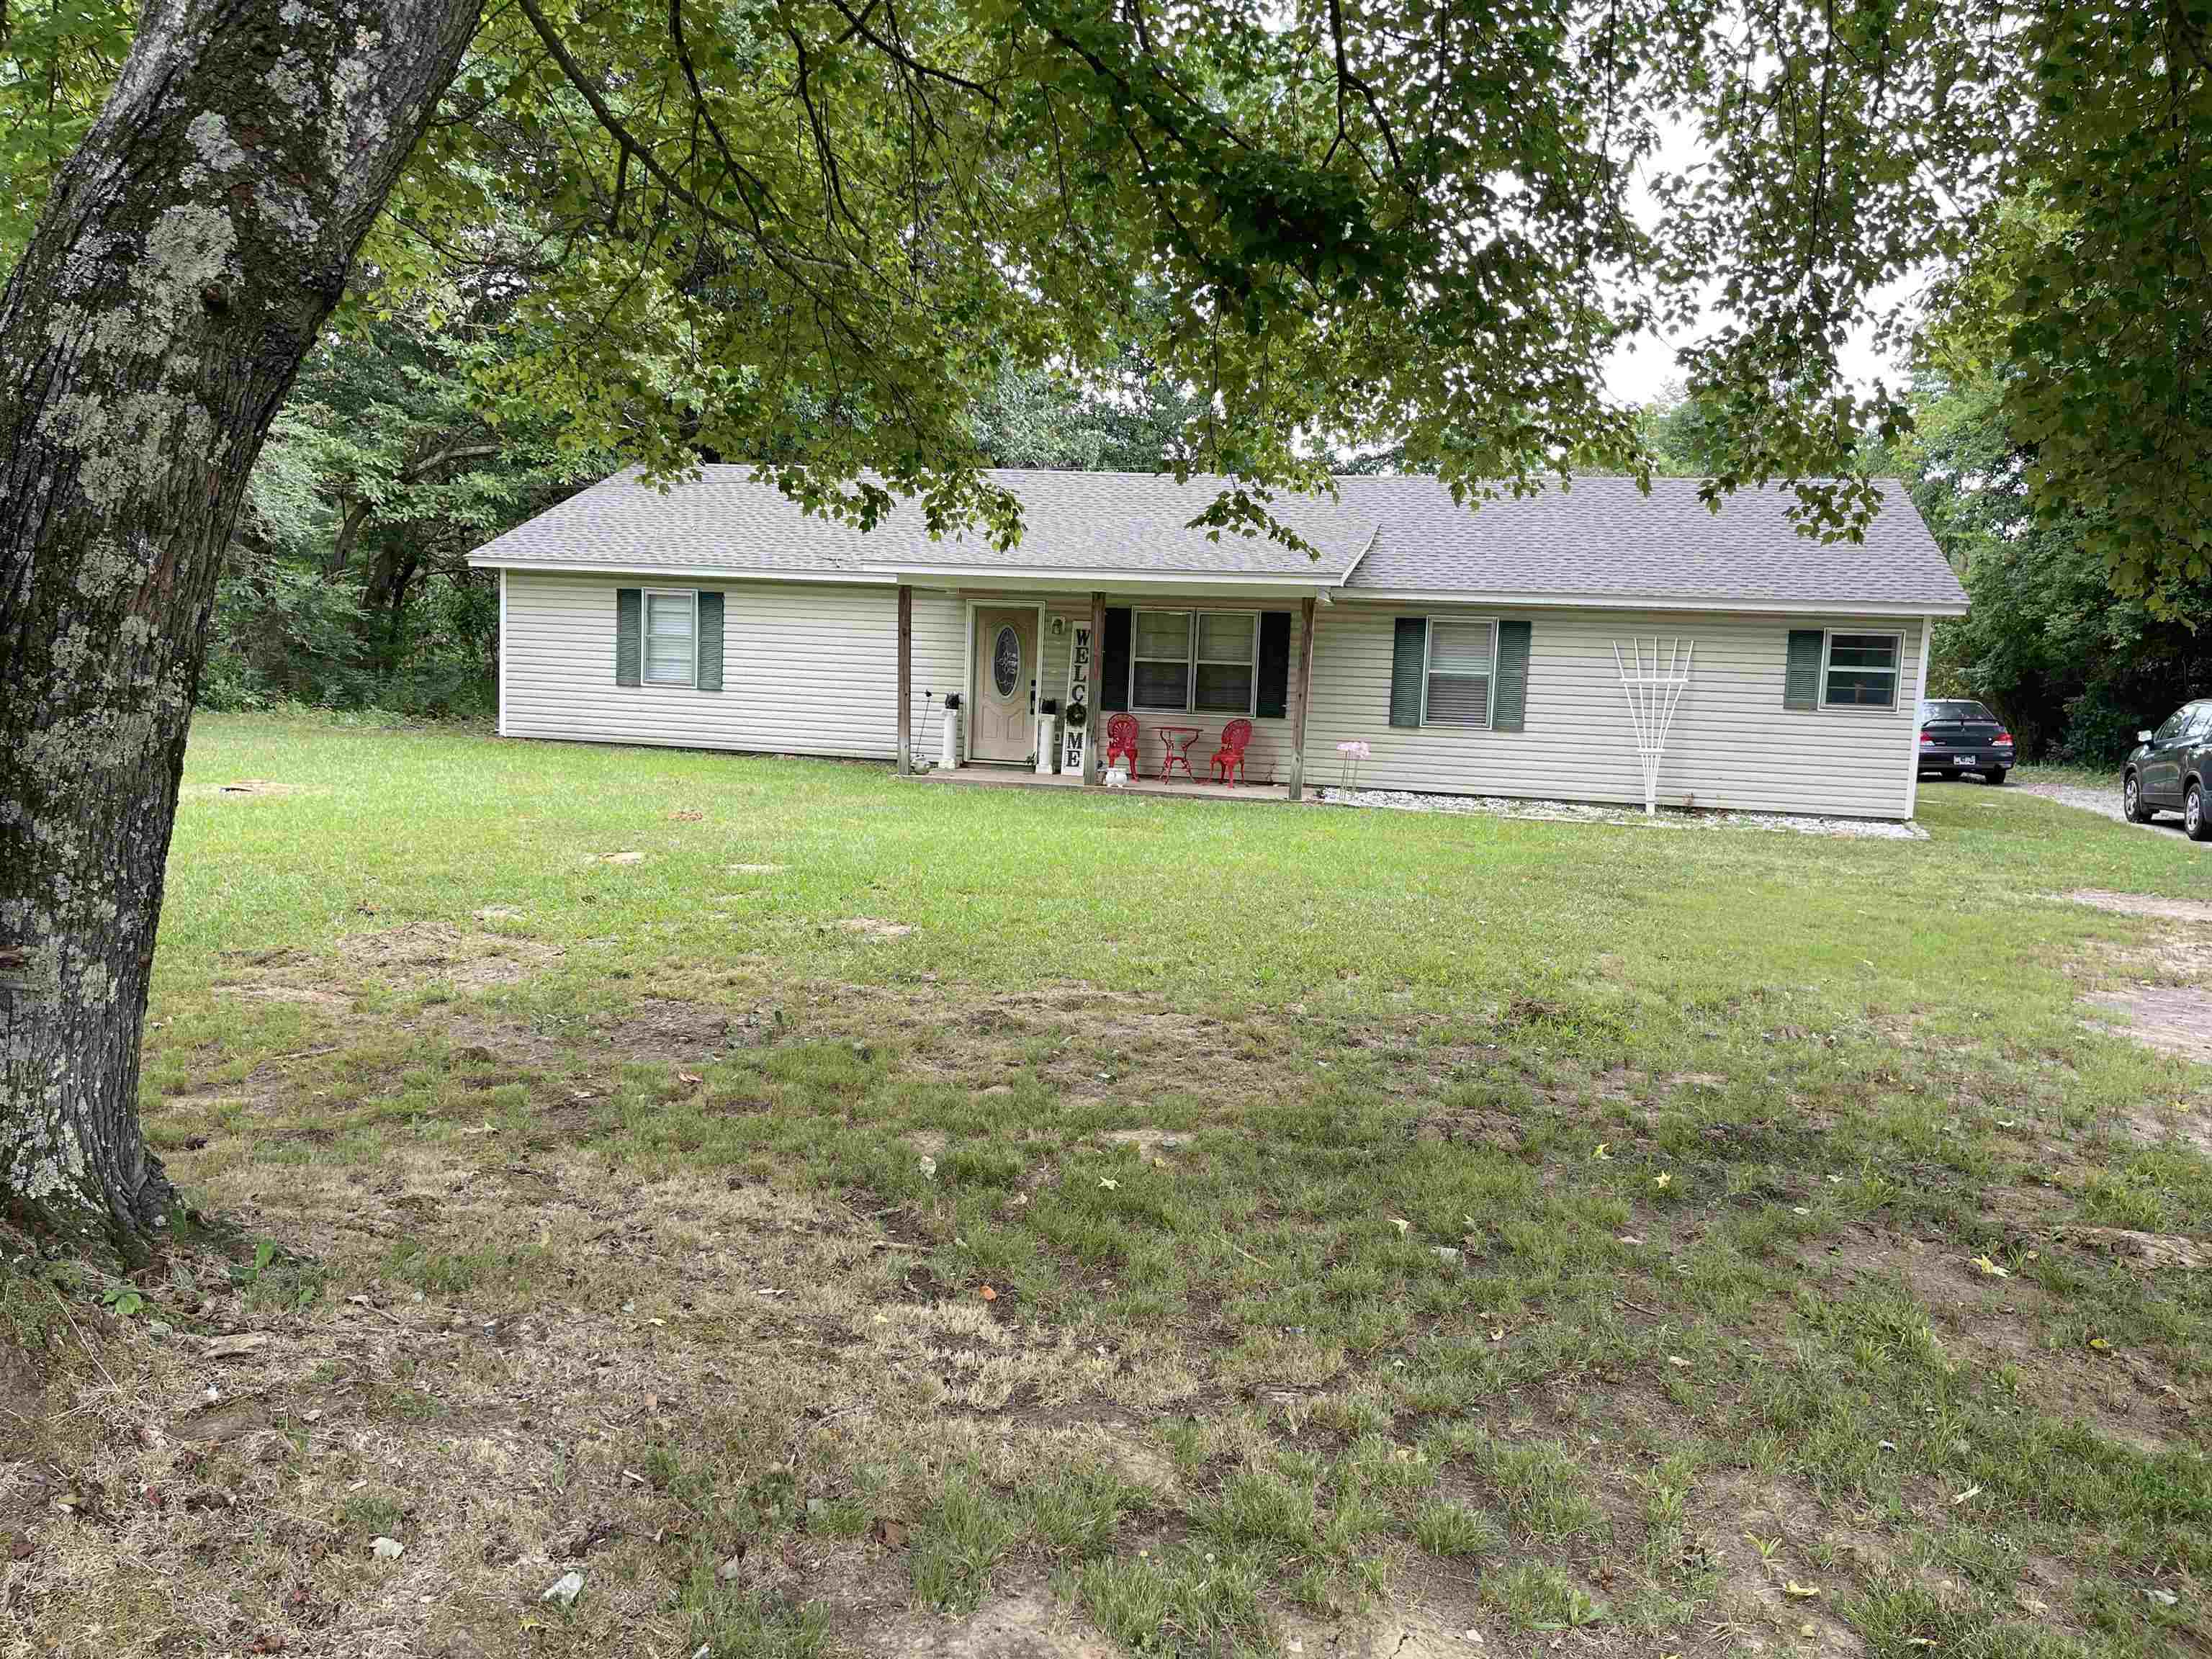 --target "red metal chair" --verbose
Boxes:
[1209,719,1254,785]
[1104,712,1141,773]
